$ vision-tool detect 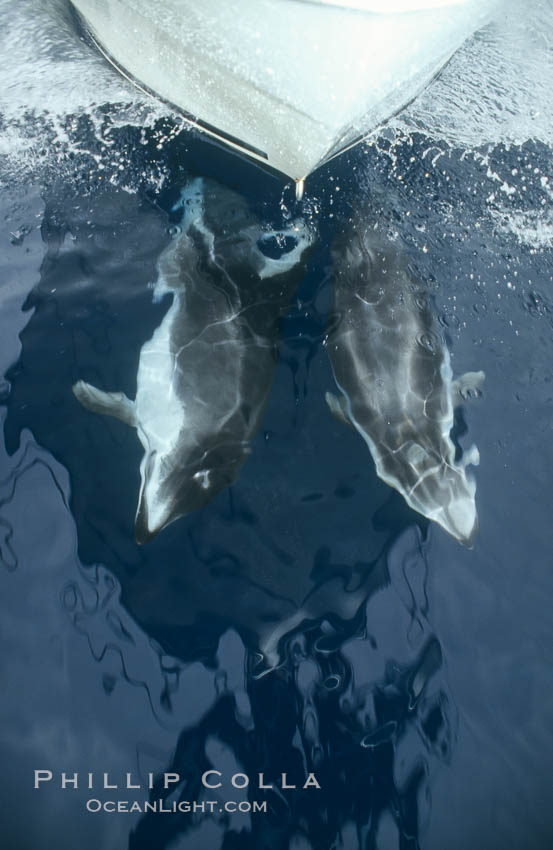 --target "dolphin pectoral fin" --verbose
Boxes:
[325,391,352,427]
[72,380,137,427]
[452,370,485,407]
